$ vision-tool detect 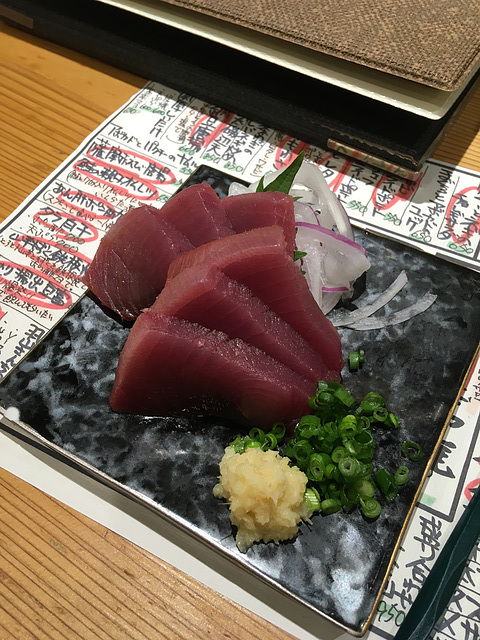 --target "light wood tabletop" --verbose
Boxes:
[0,19,479,640]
